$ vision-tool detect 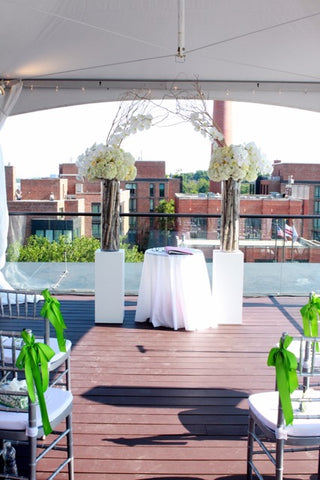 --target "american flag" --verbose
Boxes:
[285,224,298,241]
[277,225,284,238]
[285,224,293,238]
